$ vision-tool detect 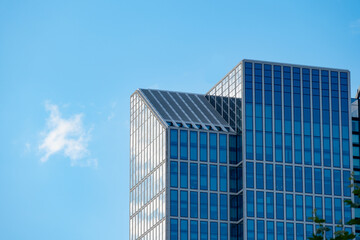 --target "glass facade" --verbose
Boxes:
[243,61,353,239]
[169,128,241,240]
[130,93,166,240]
[130,59,355,239]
